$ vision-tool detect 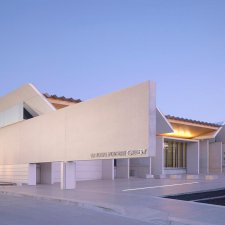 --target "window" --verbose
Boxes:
[164,141,187,168]
[23,108,33,120]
